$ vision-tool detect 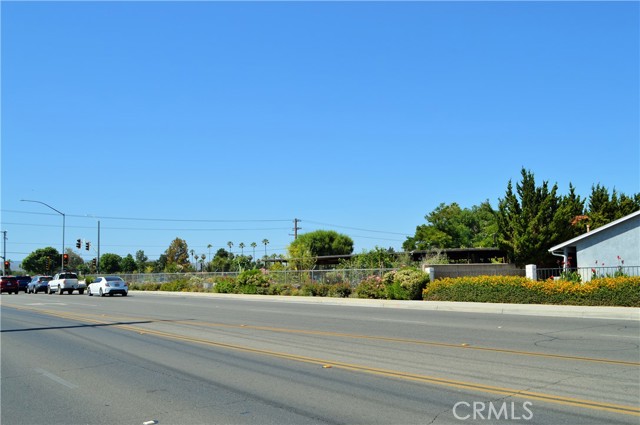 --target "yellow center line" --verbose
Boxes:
[6,304,638,367]
[5,305,640,417]
[177,320,640,367]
